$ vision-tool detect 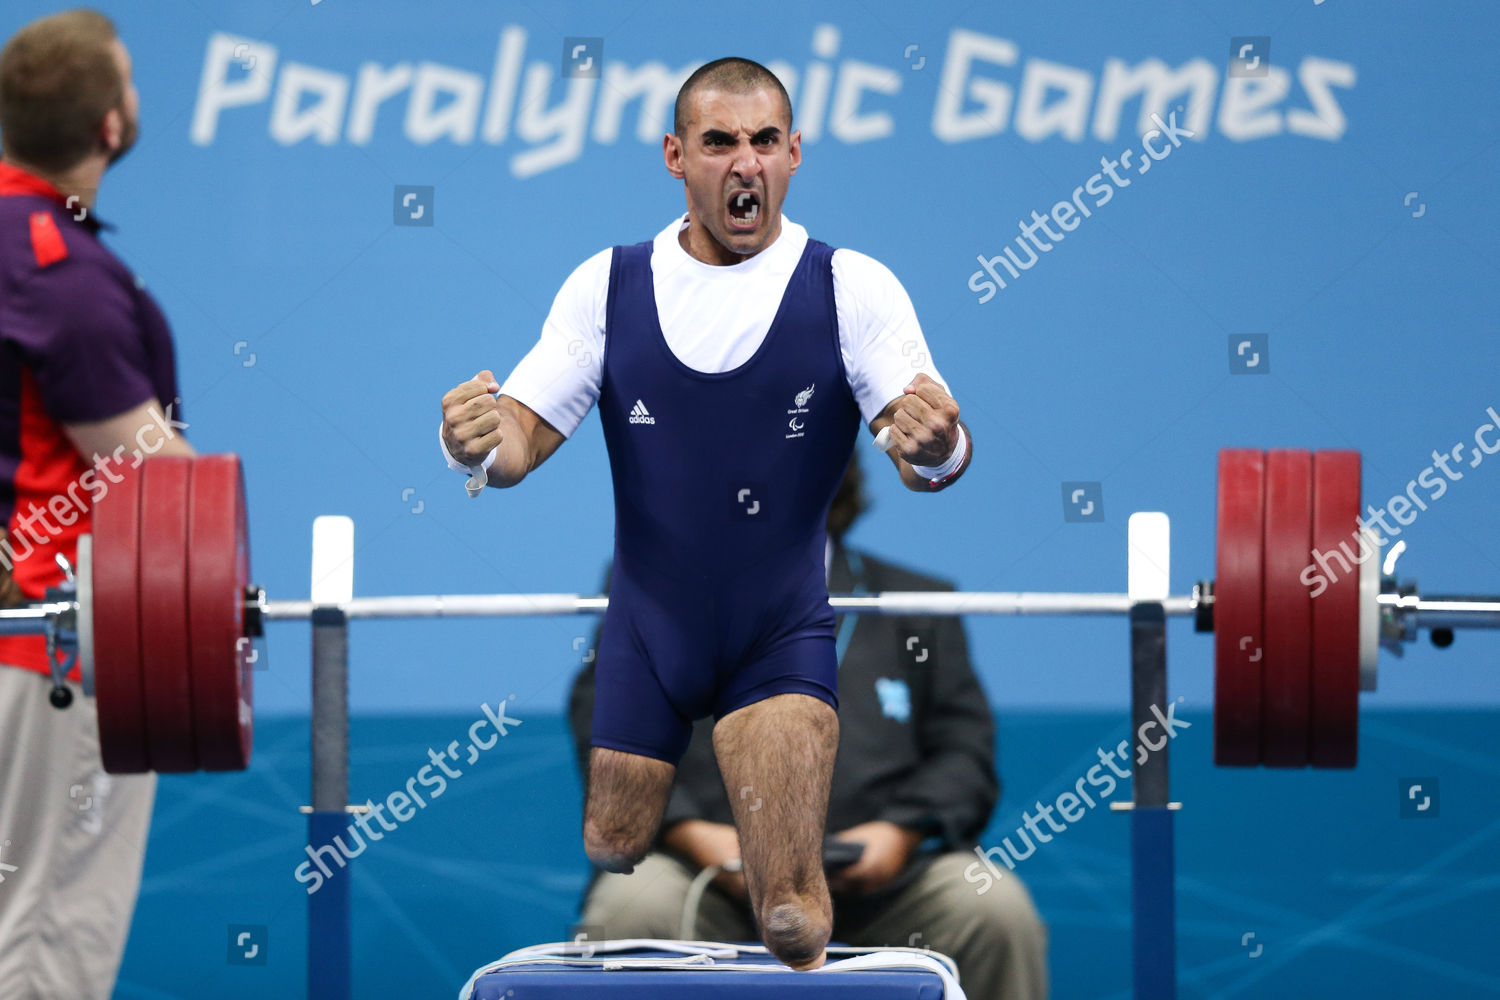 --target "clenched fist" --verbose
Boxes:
[883,372,961,467]
[441,370,503,467]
